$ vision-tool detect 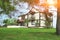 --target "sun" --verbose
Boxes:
[47,0,55,5]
